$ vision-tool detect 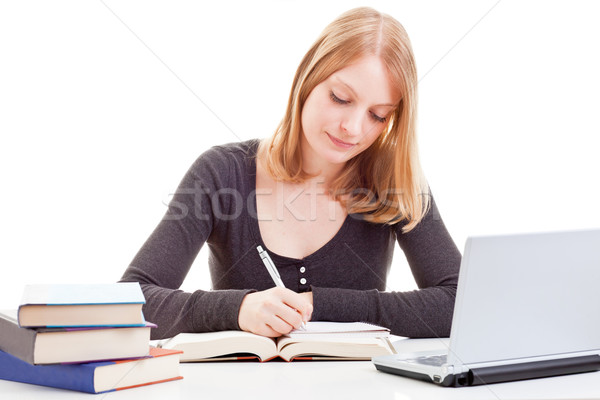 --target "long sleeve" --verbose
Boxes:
[310,196,461,338]
[120,139,461,339]
[120,146,255,339]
